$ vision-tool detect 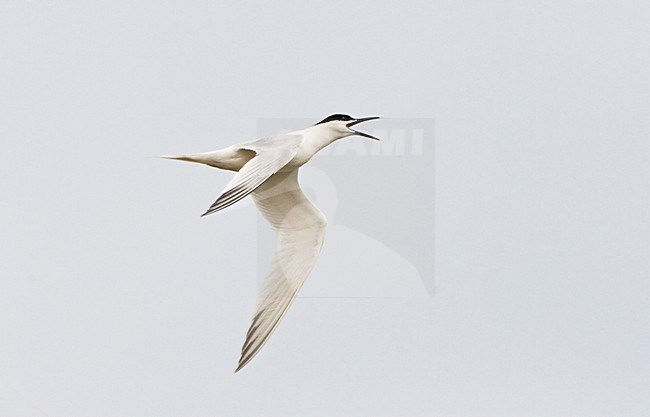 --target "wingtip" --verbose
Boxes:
[200,208,217,217]
[234,350,258,373]
[234,361,246,374]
